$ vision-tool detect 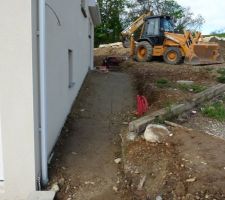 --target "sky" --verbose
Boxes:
[176,0,225,34]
